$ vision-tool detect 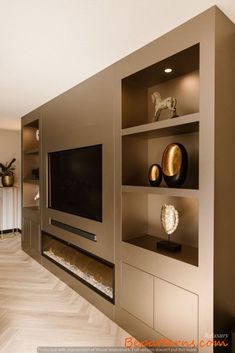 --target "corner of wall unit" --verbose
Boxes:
[22,116,41,262]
